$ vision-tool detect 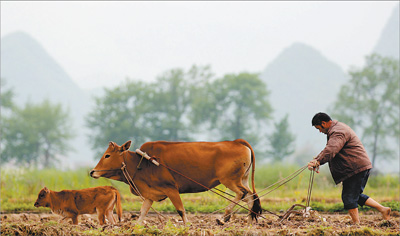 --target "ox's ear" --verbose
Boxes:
[43,187,49,193]
[121,141,131,152]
